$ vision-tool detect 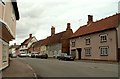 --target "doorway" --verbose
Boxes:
[77,48,82,60]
